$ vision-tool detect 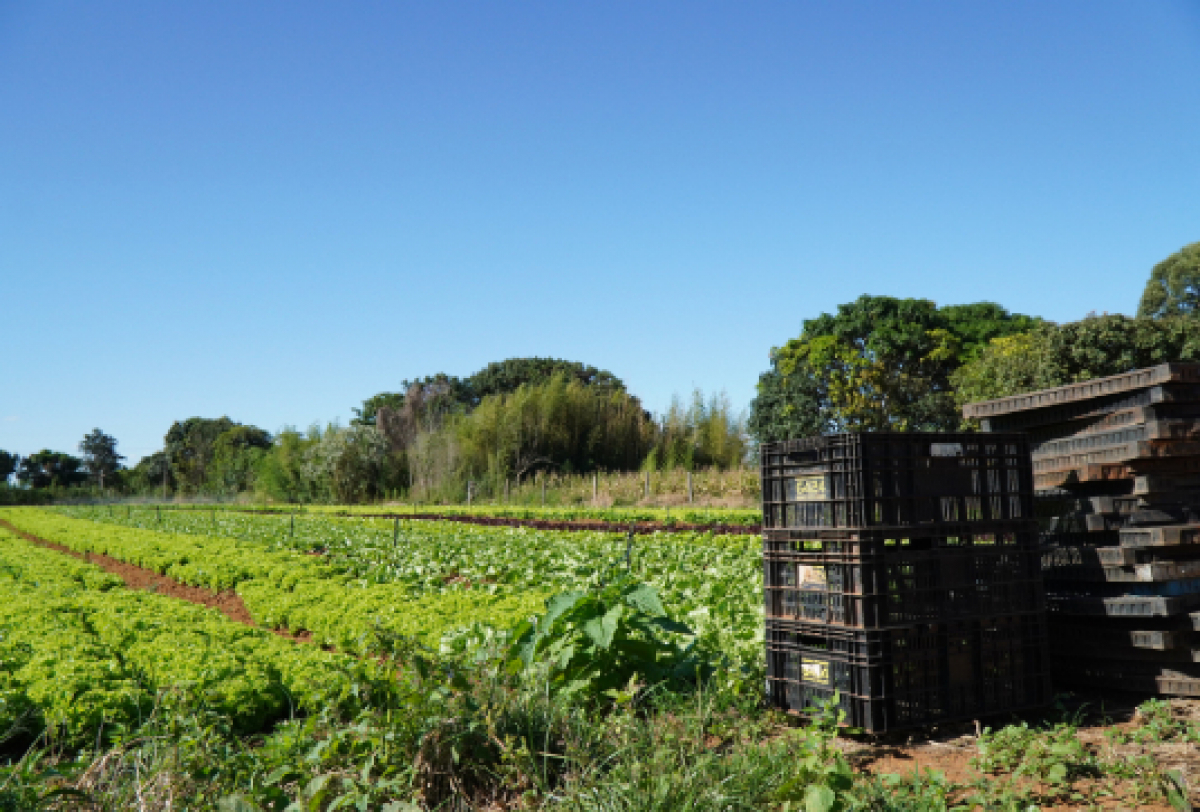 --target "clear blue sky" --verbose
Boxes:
[3,2,1200,464]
